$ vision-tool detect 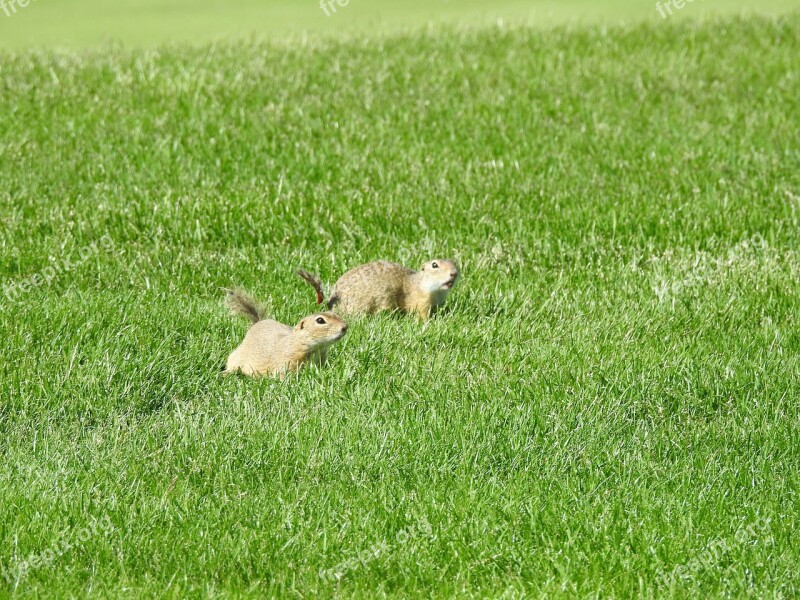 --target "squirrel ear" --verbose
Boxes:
[298,319,305,330]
